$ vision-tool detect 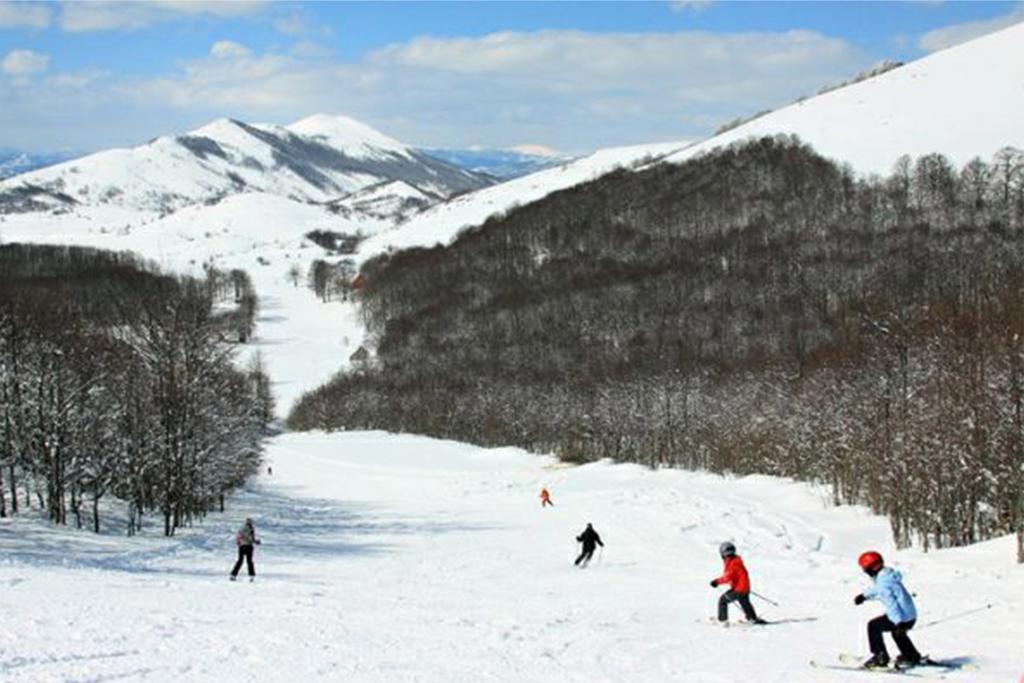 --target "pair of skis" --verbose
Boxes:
[810,653,977,676]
